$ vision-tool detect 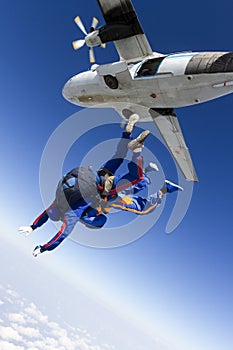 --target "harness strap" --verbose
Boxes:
[87,165,104,192]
